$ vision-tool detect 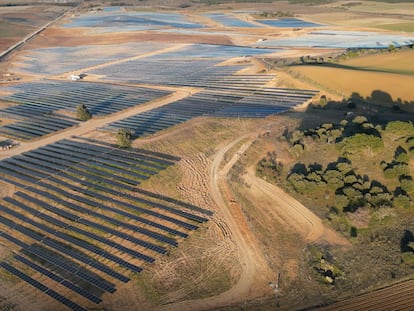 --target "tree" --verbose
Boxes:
[116,128,132,148]
[76,104,92,121]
